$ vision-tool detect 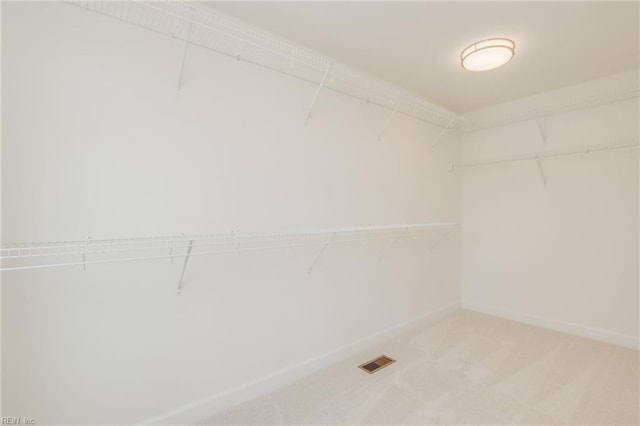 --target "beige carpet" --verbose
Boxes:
[200,310,639,425]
